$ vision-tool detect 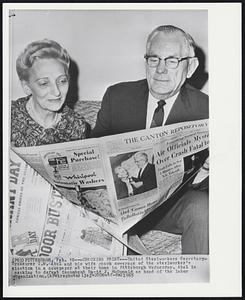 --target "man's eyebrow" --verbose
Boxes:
[147,54,180,58]
[166,55,179,58]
